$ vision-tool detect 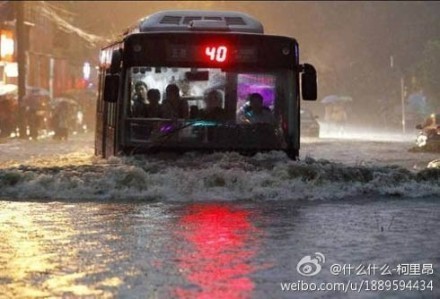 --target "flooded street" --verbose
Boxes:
[0,199,438,298]
[0,133,439,298]
[2,1,439,298]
